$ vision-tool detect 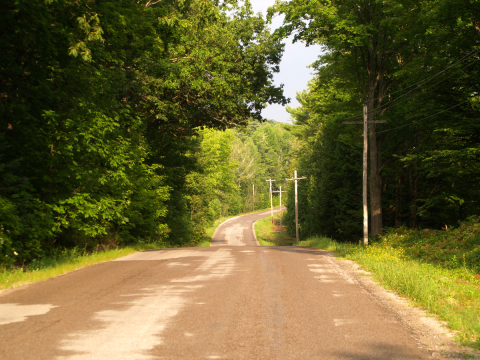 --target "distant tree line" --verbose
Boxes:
[274,0,480,241]
[188,121,294,241]
[0,0,290,265]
